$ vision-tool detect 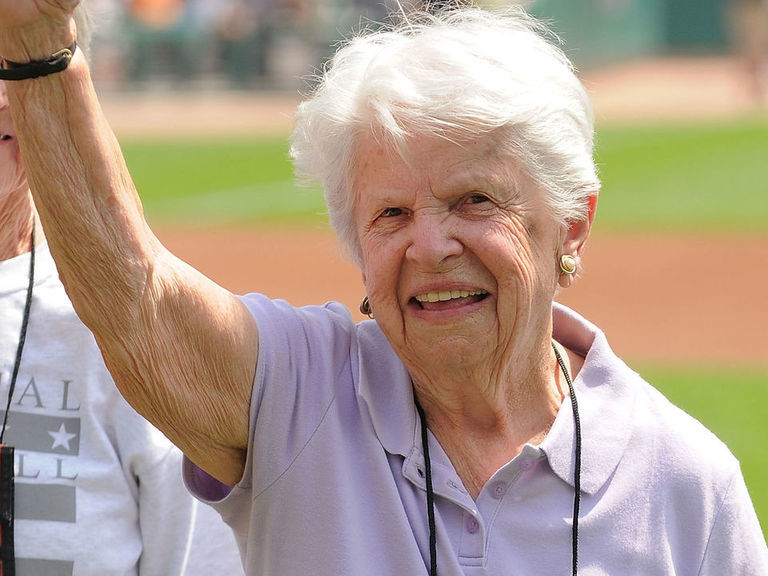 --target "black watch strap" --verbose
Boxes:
[0,41,77,81]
